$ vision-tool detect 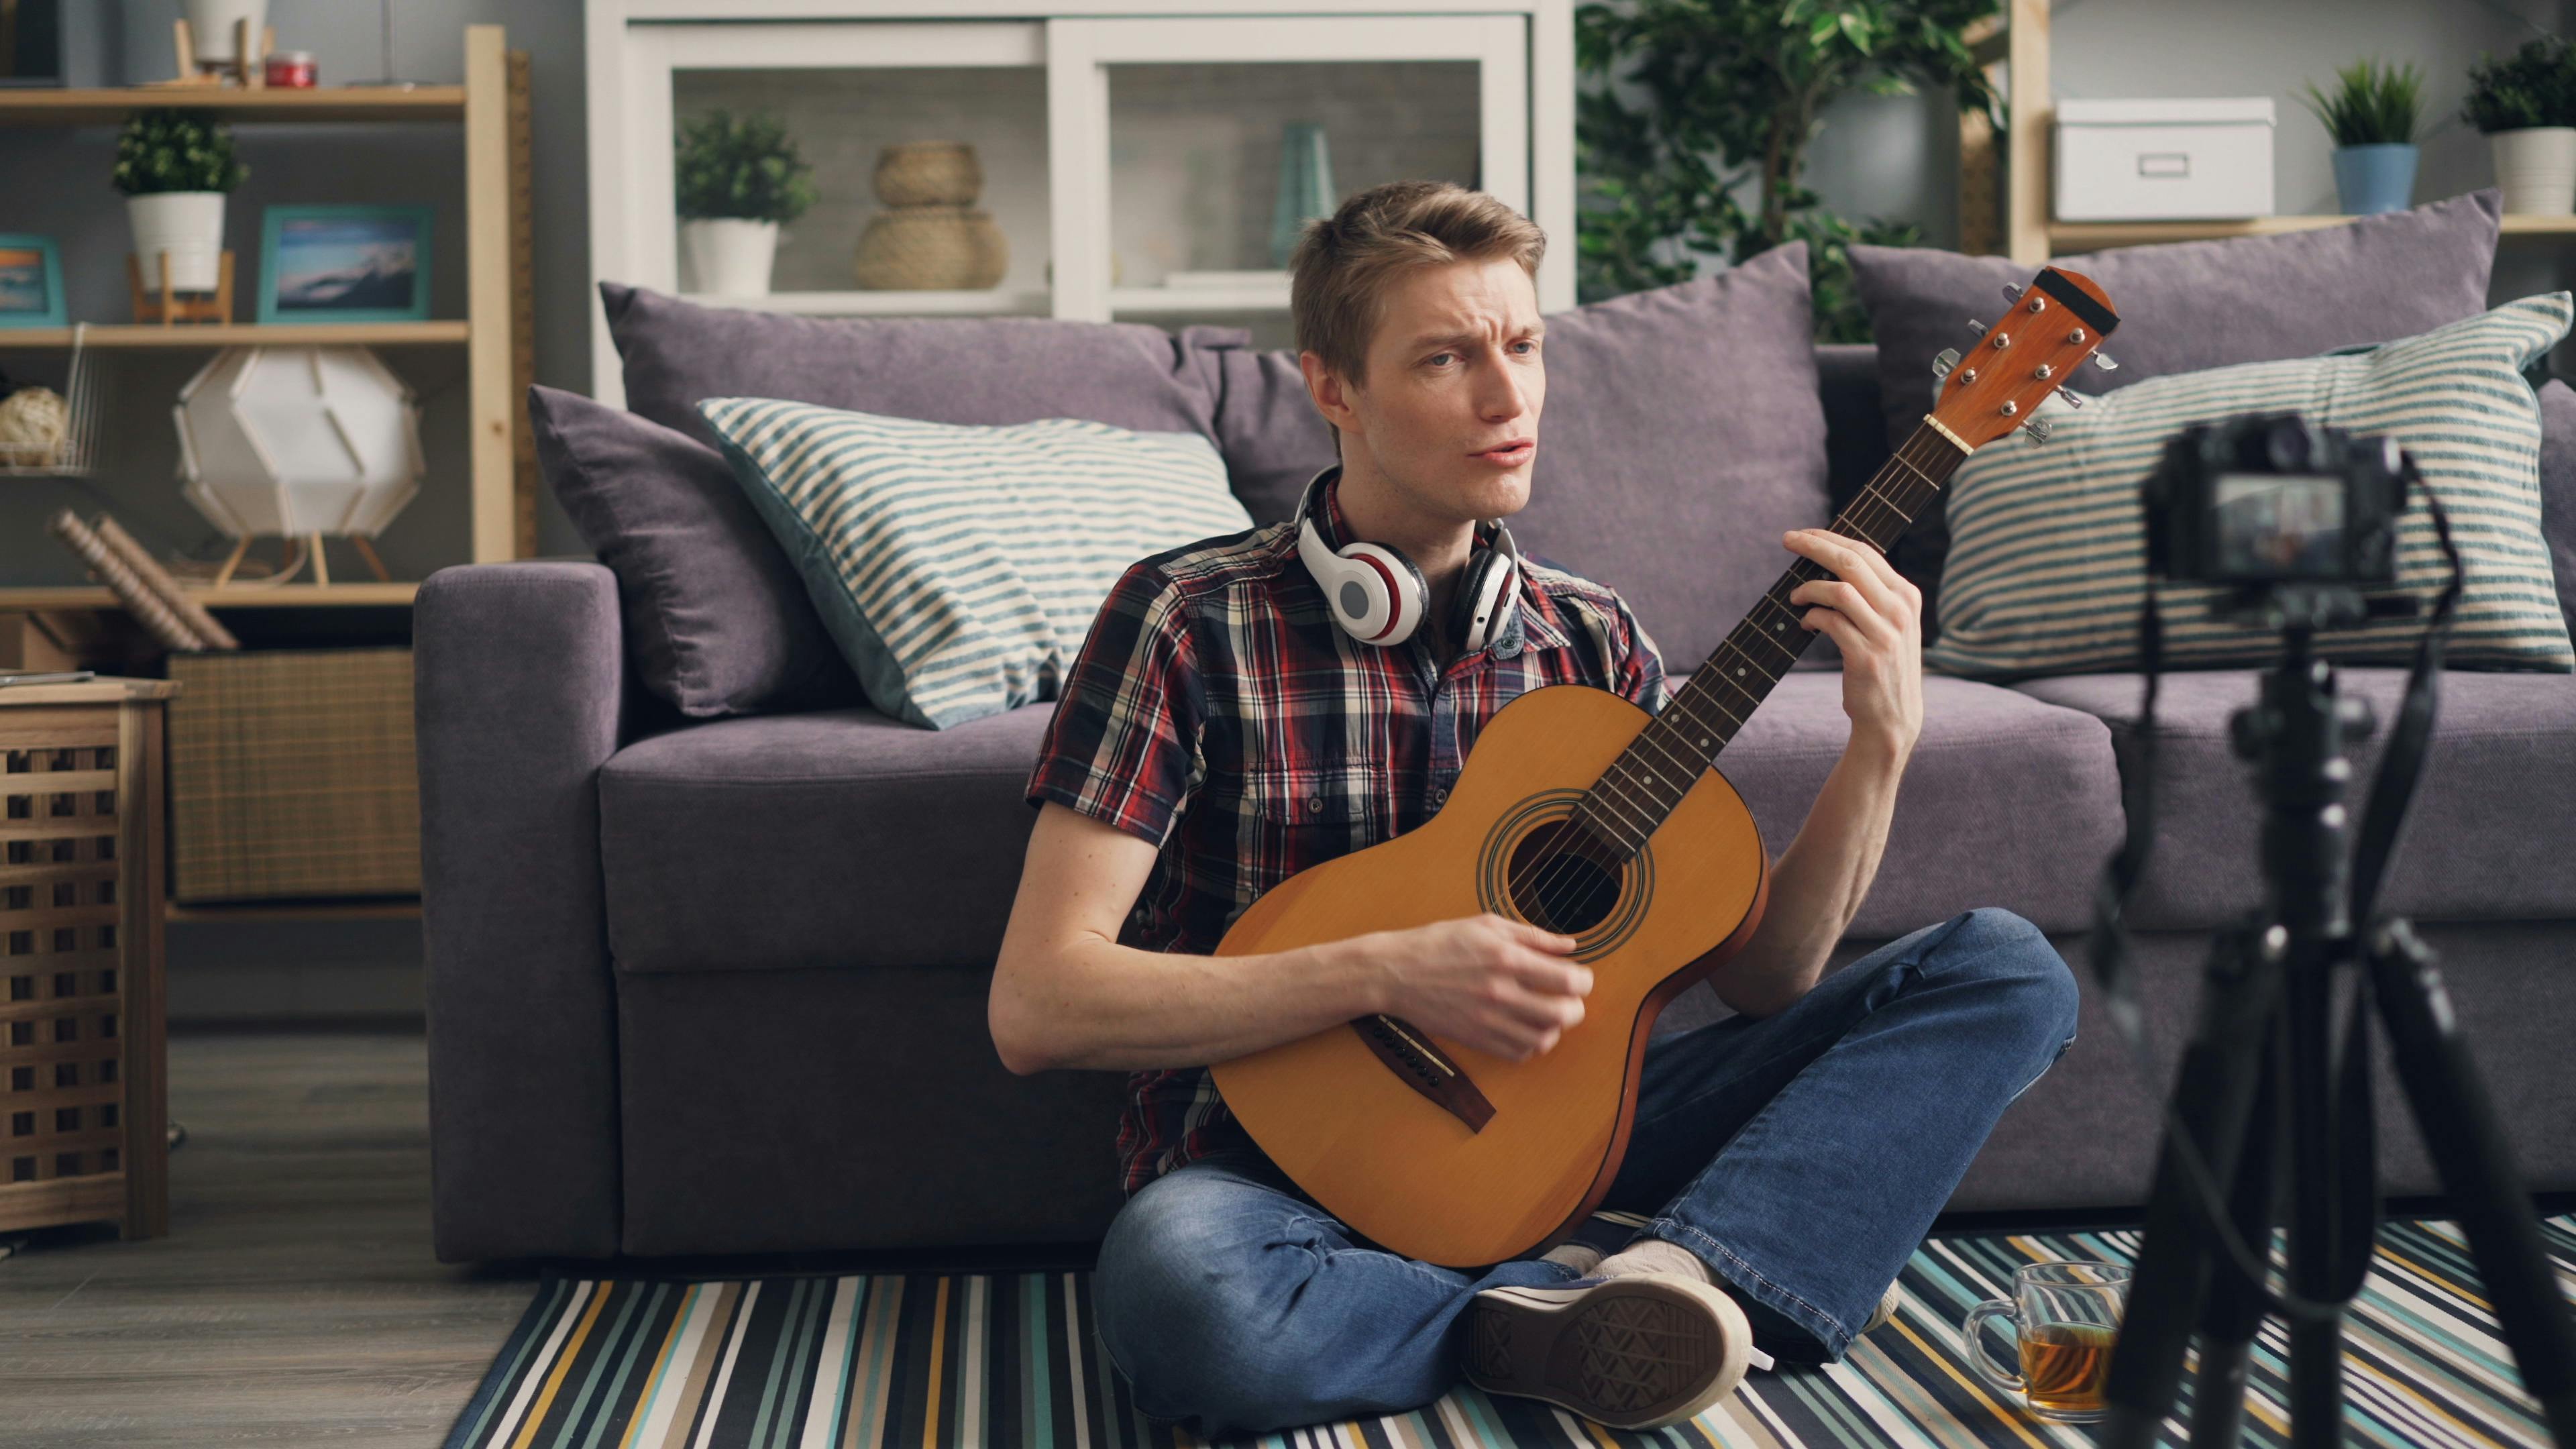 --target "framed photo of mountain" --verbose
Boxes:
[257,205,433,325]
